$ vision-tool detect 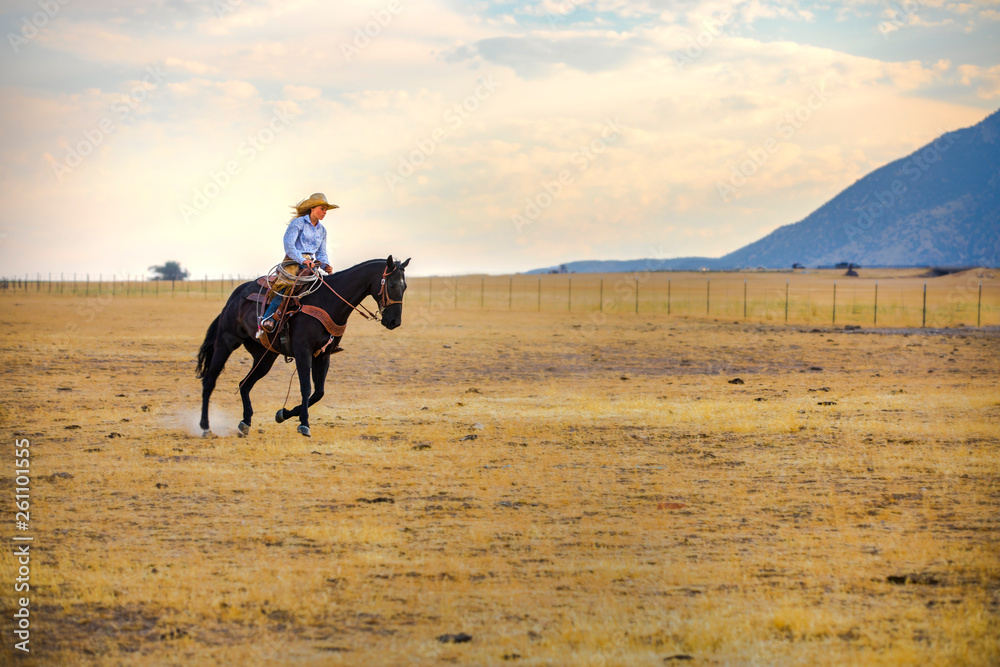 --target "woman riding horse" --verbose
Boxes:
[259,192,338,334]
[198,255,410,437]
